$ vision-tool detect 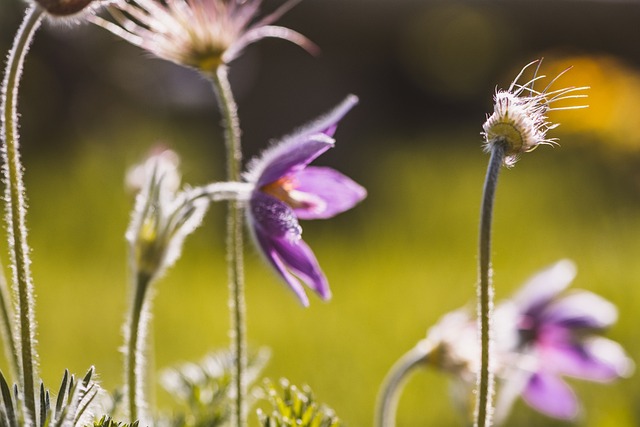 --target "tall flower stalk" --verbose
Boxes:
[1,5,45,422]
[93,2,315,424]
[0,262,19,383]
[475,142,504,427]
[474,60,587,427]
[209,66,247,427]
[125,149,209,424]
